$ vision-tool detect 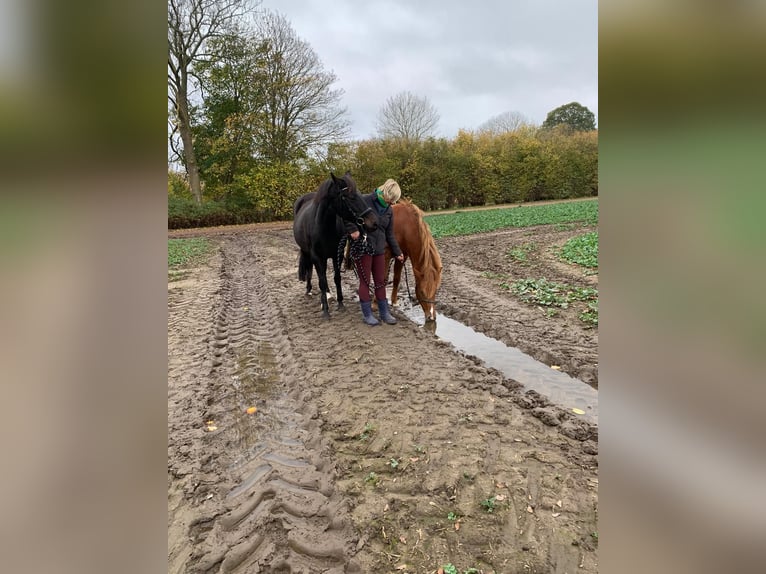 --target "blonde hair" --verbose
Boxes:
[378,179,401,204]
